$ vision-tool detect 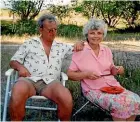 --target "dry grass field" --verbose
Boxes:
[1,34,140,45]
